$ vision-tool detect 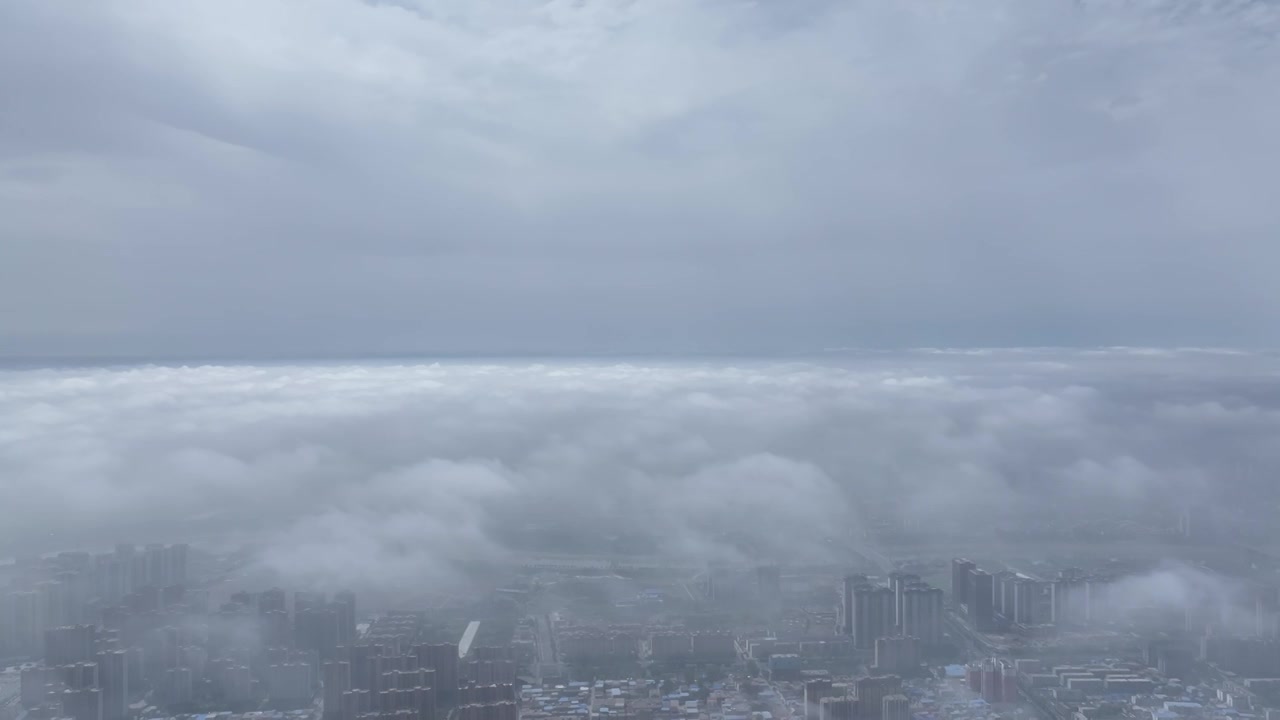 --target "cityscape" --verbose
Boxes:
[7,509,1280,720]
[4,7,1279,720]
